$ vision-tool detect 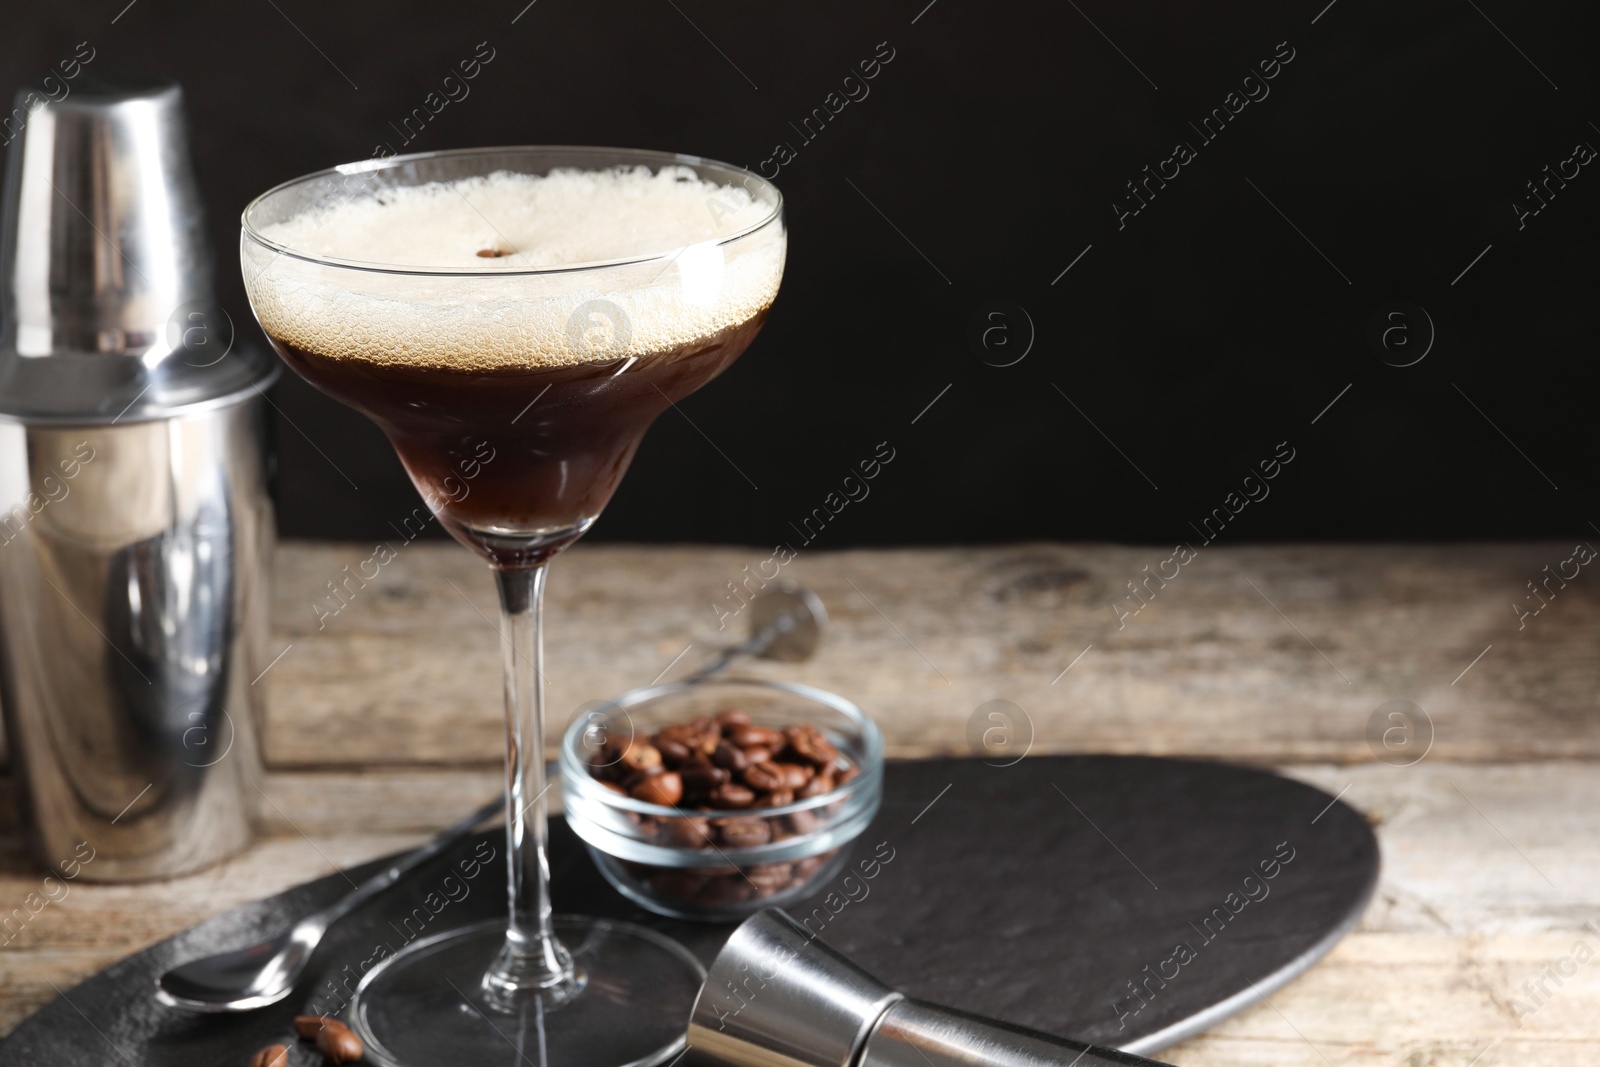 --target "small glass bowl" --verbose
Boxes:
[560,678,883,921]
